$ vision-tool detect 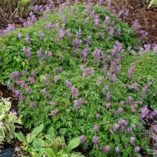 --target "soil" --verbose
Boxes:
[110,0,157,43]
